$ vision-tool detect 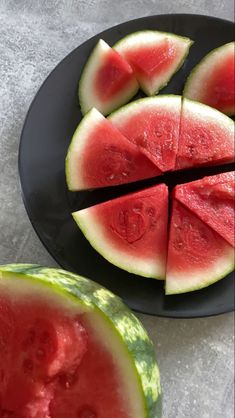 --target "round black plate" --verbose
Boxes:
[19,14,234,318]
